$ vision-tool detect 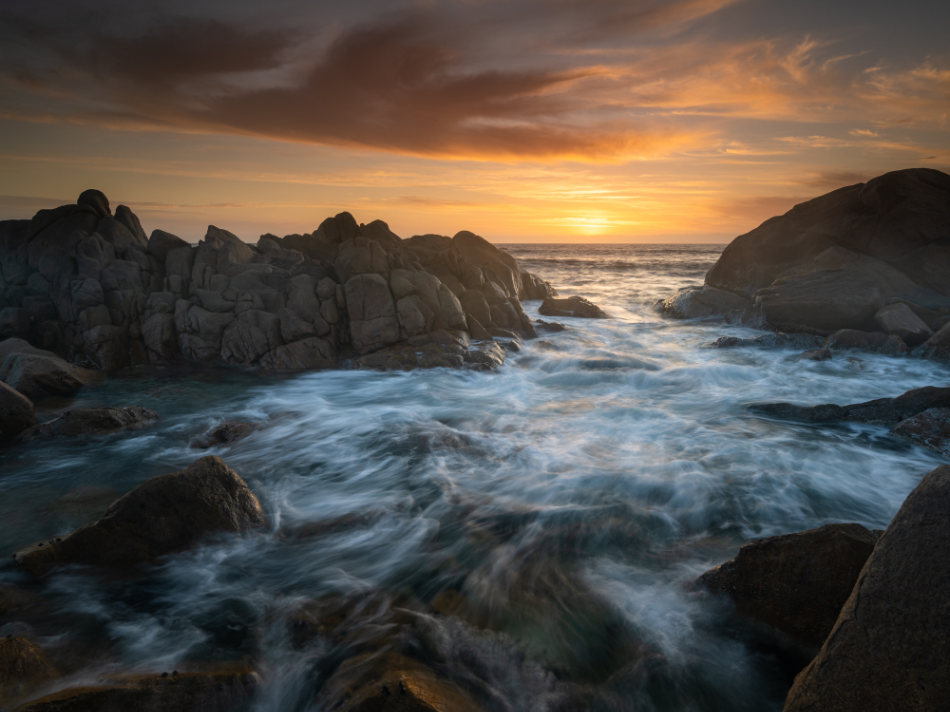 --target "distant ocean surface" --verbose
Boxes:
[2,244,946,710]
